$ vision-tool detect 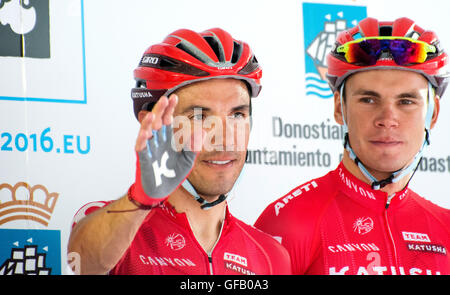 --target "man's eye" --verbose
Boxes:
[191,114,205,120]
[230,112,246,119]
[399,99,414,105]
[359,97,374,104]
